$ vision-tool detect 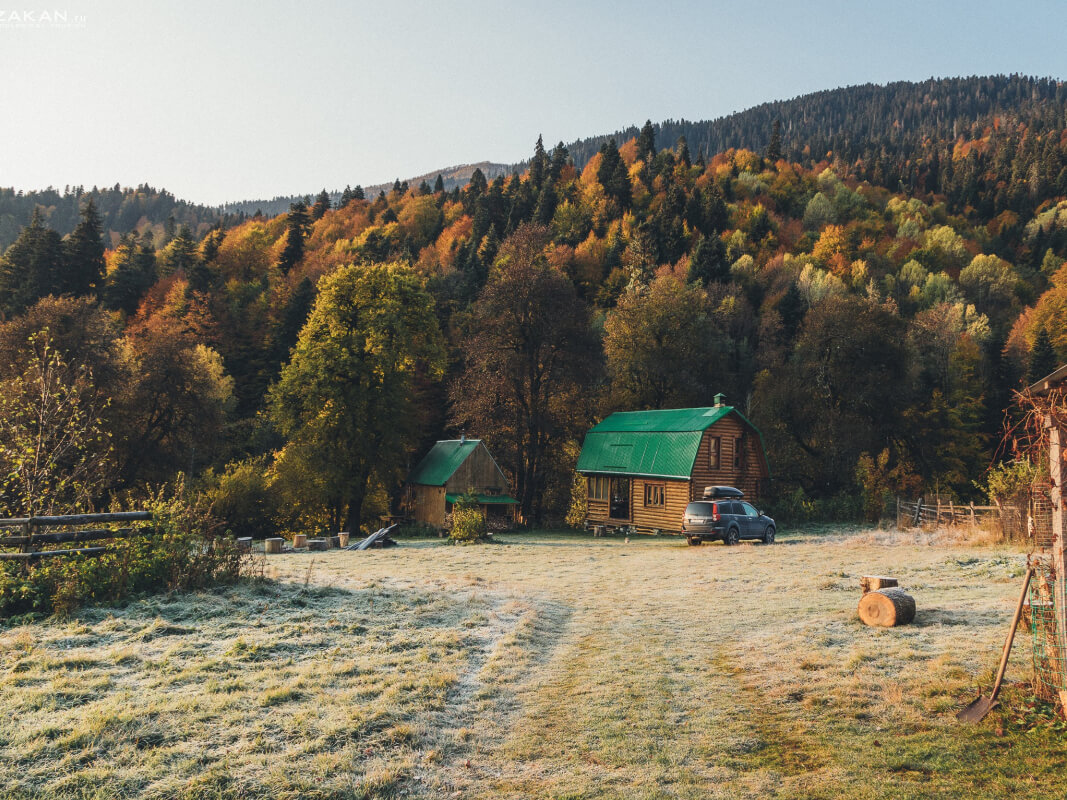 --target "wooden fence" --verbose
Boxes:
[895,498,1026,540]
[0,512,153,562]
